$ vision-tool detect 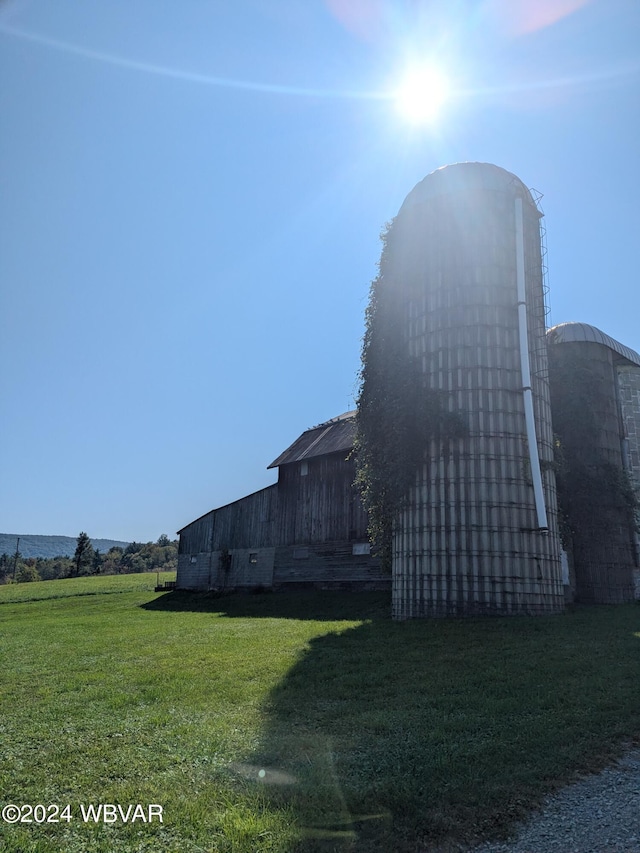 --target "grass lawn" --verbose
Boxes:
[1,576,640,852]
